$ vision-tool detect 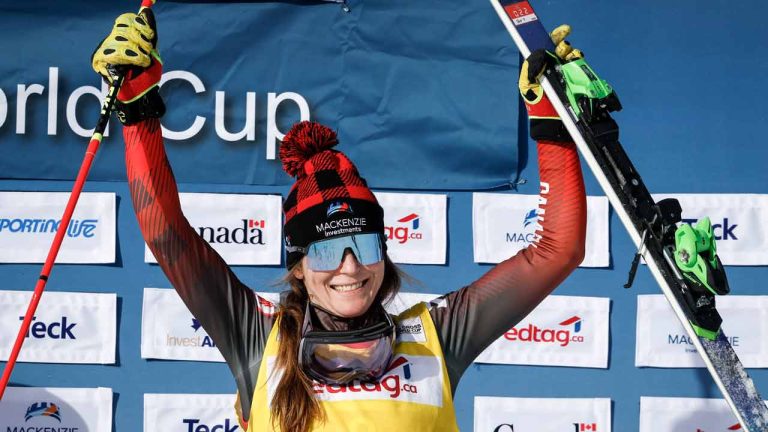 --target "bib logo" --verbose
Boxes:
[25,402,61,422]
[682,217,738,241]
[493,425,515,432]
[20,316,77,340]
[182,418,238,432]
[197,219,265,245]
[268,354,442,407]
[385,213,423,244]
[506,209,538,244]
[0,218,98,238]
[504,316,584,347]
[165,318,217,348]
[313,356,417,399]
